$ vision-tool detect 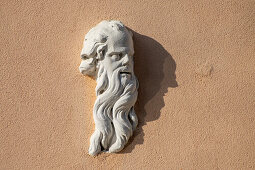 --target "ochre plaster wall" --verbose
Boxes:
[1,0,255,169]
